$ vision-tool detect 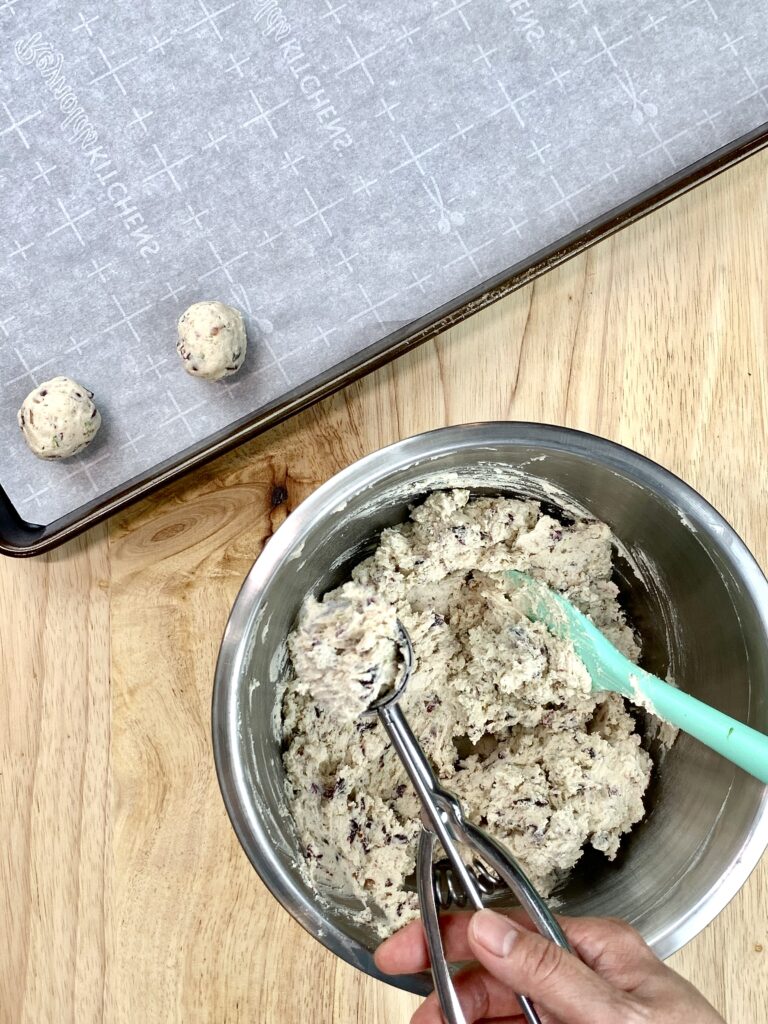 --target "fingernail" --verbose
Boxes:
[471,909,521,958]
